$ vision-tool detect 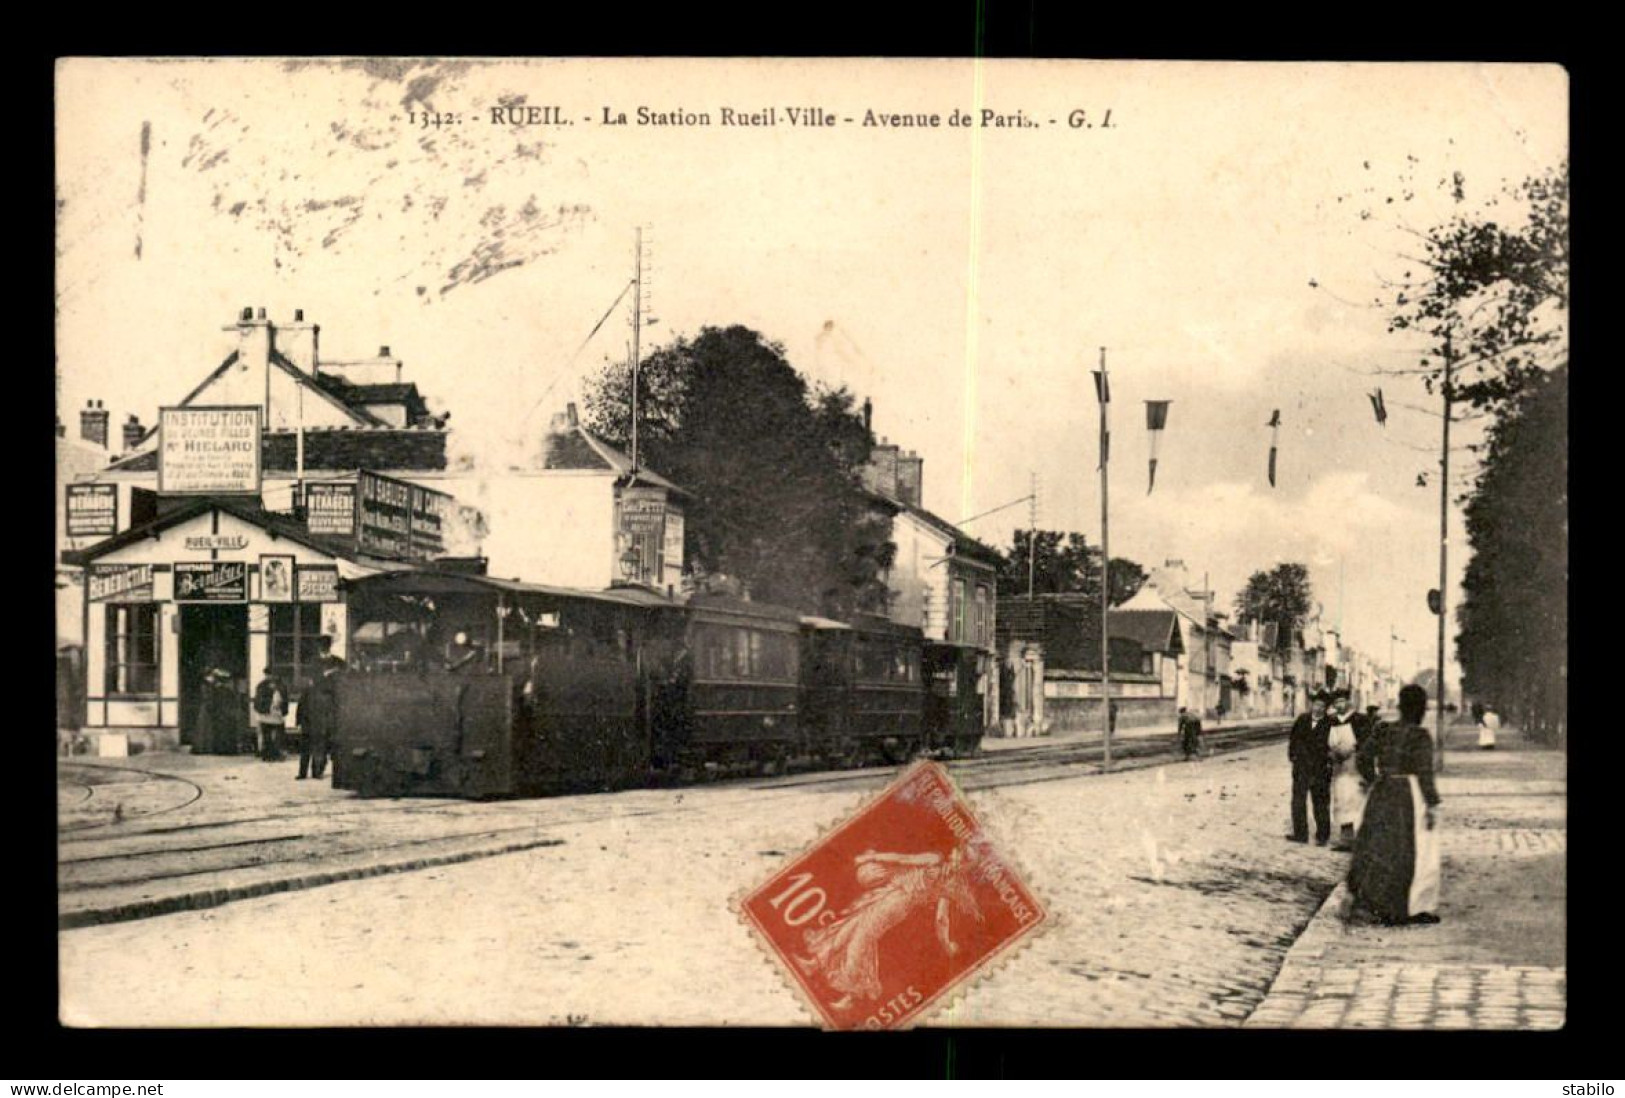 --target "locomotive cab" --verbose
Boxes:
[335,570,674,797]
